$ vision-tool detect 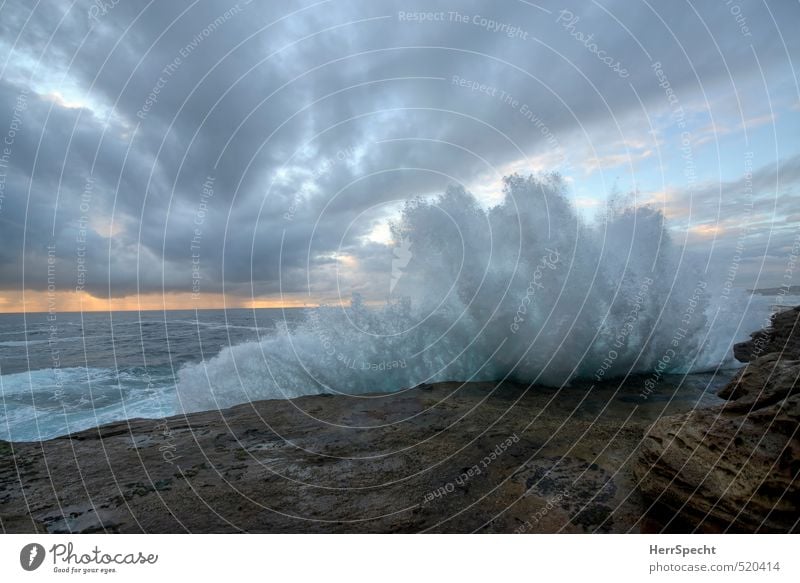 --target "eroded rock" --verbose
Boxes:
[635,306,800,532]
